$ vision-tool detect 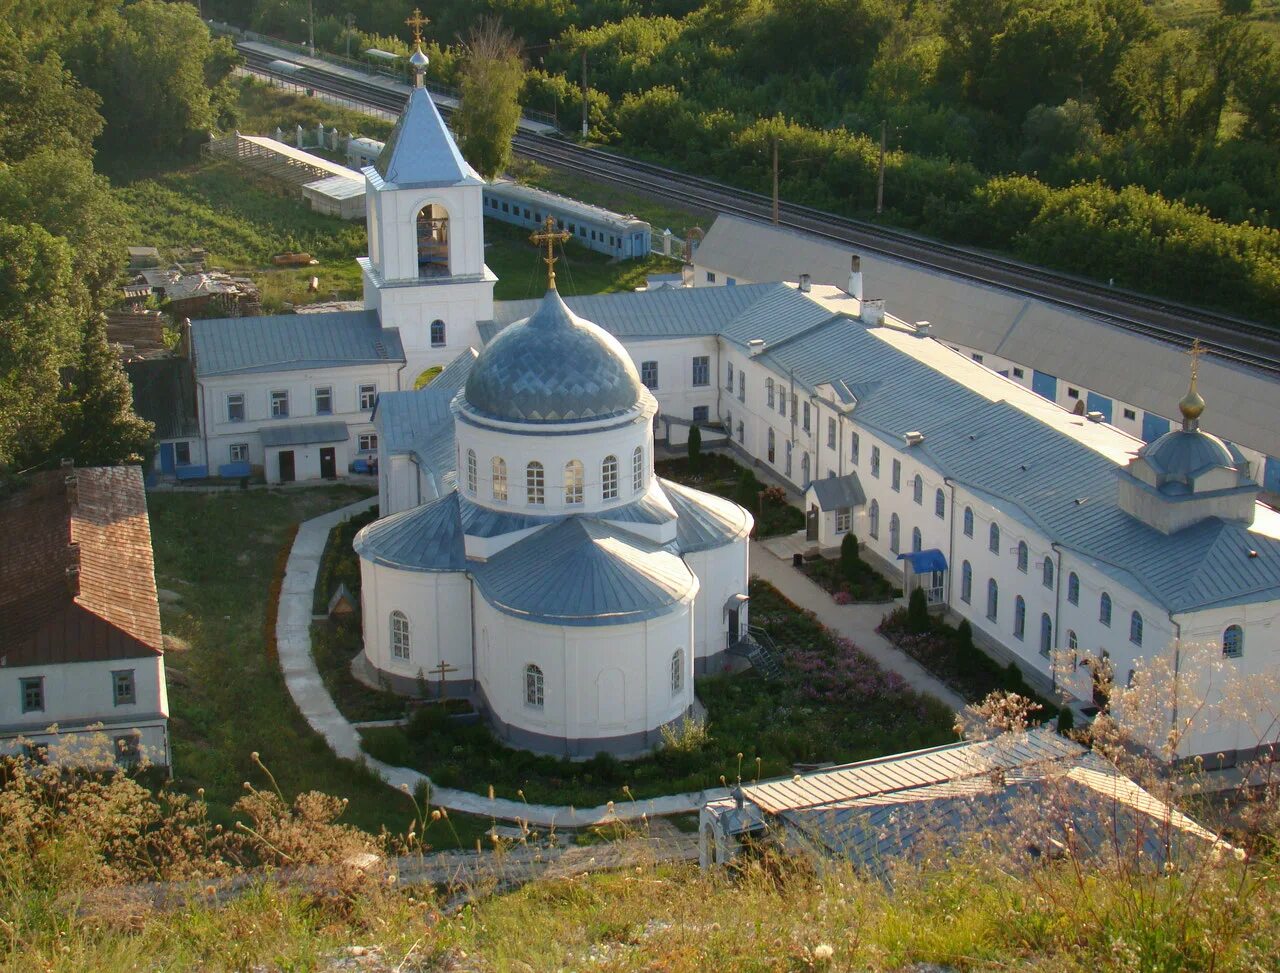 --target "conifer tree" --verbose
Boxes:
[57,317,153,468]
